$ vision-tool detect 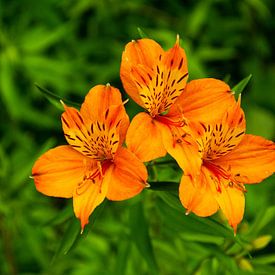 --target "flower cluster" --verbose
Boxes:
[32,36,275,233]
